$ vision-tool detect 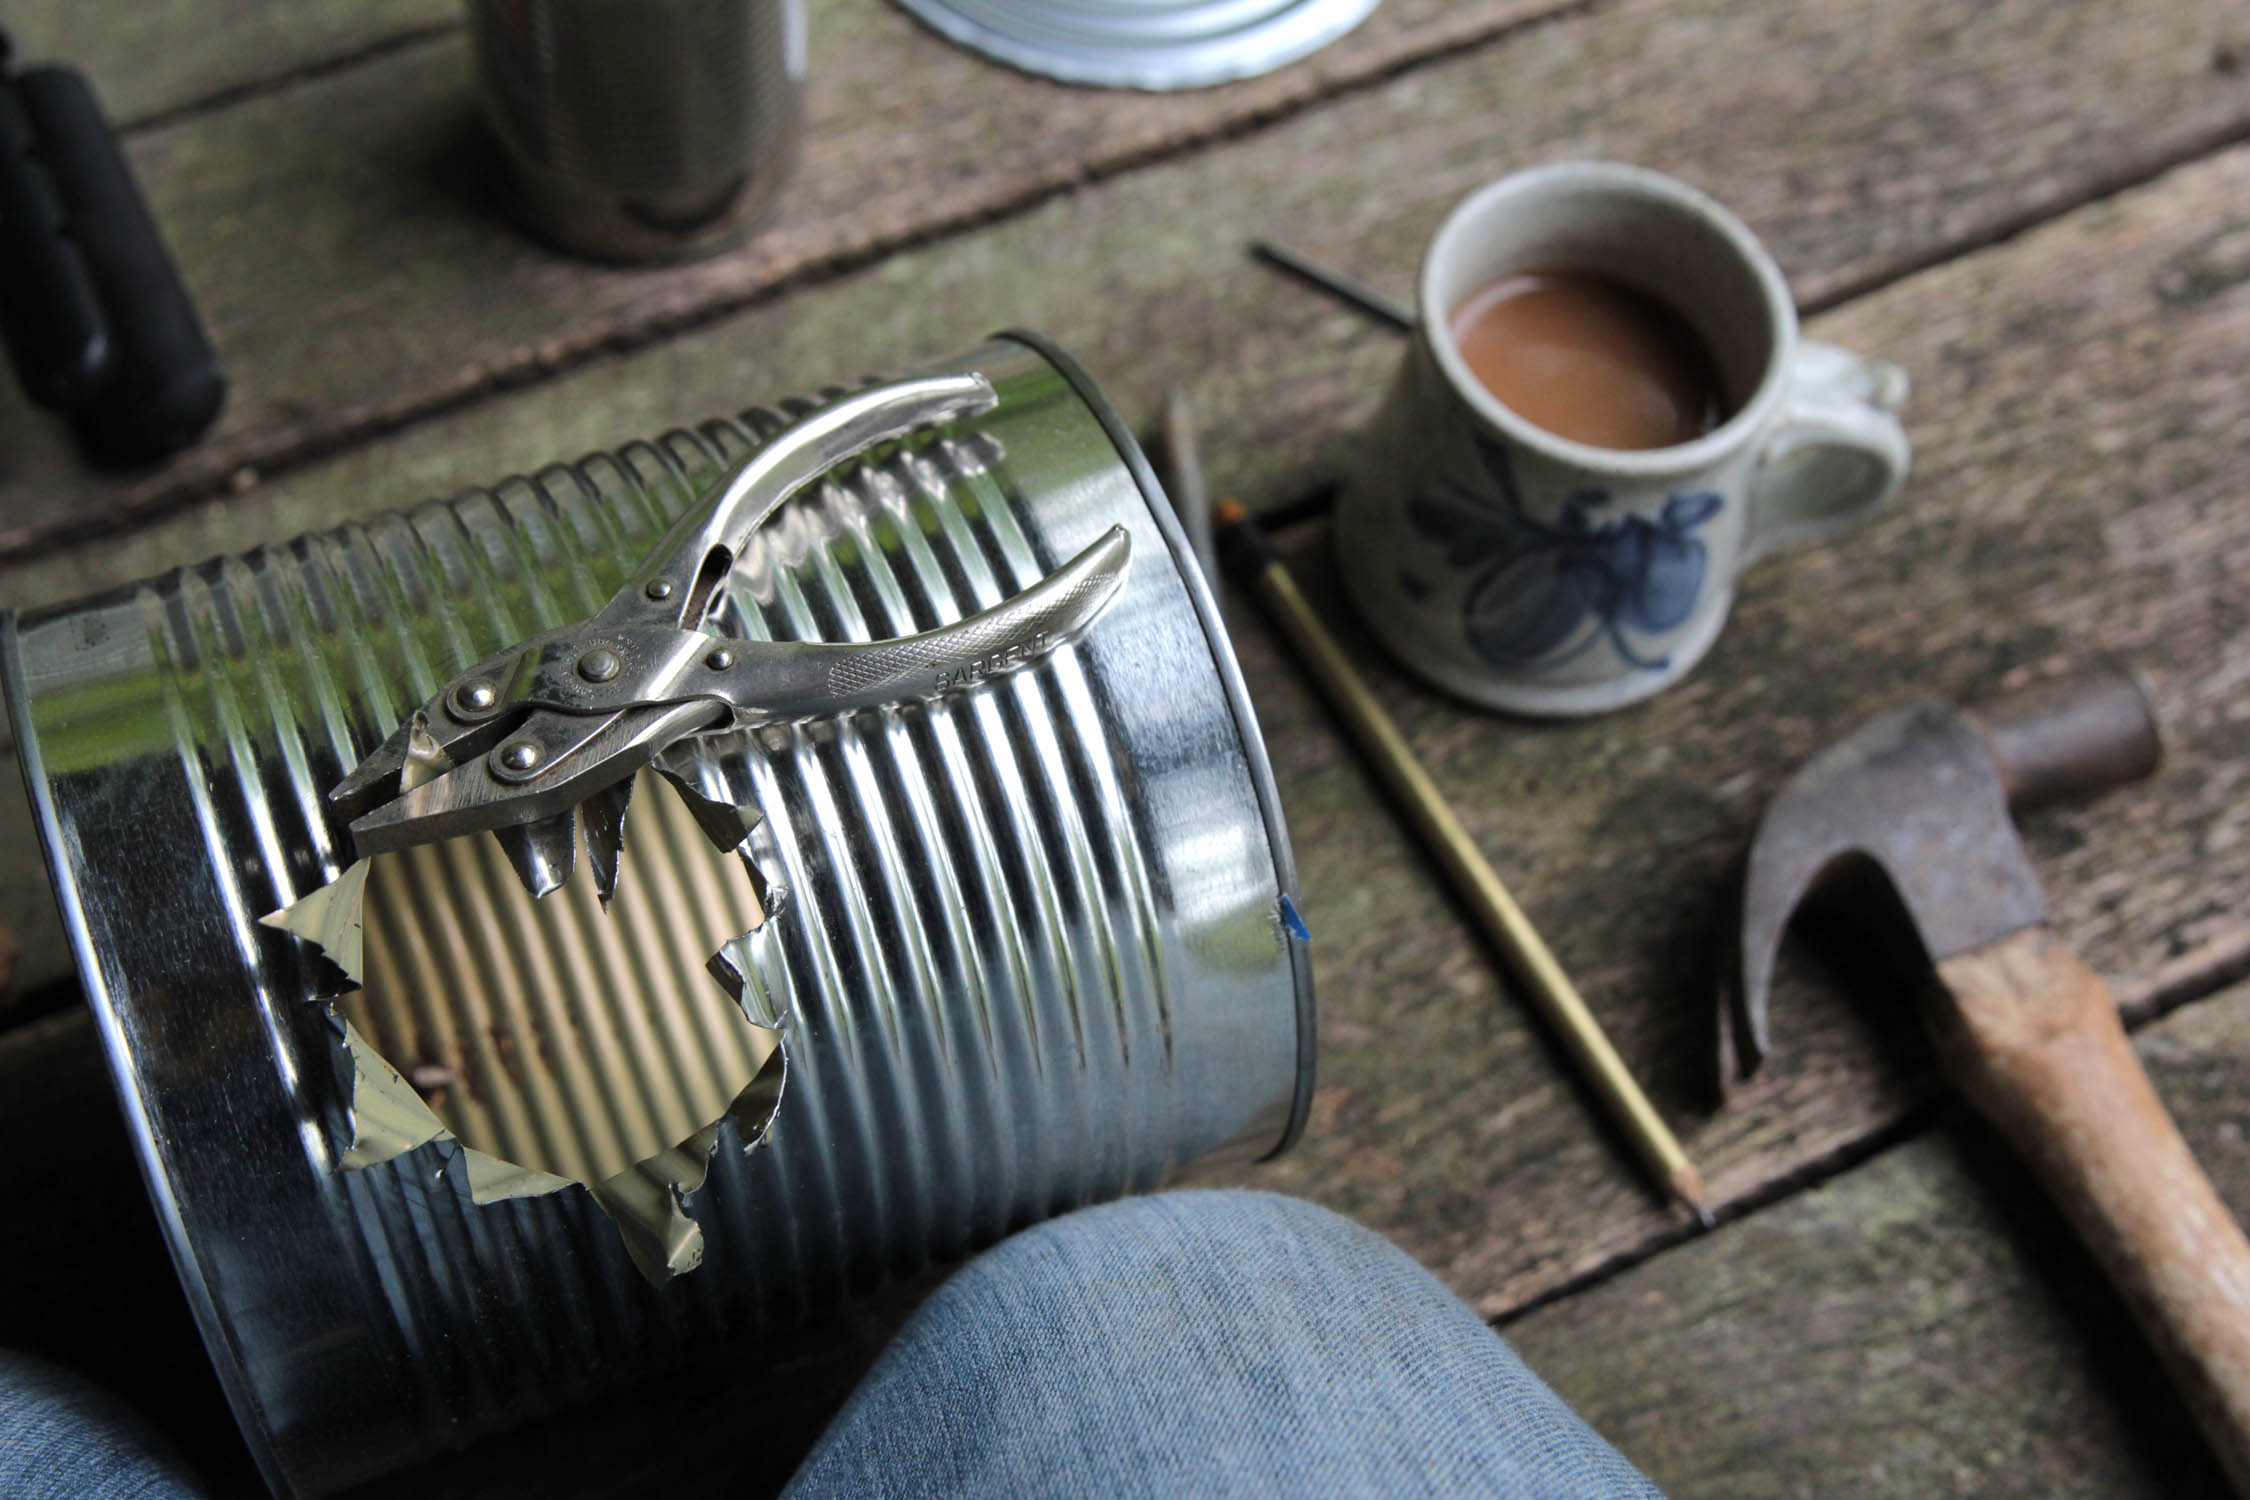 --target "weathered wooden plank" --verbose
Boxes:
[5,2,453,128]
[1508,978,2250,1499]
[0,0,1566,557]
[1239,144,2250,1312]
[0,0,2243,557]
[3,0,2241,596]
[1,0,2247,1332]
